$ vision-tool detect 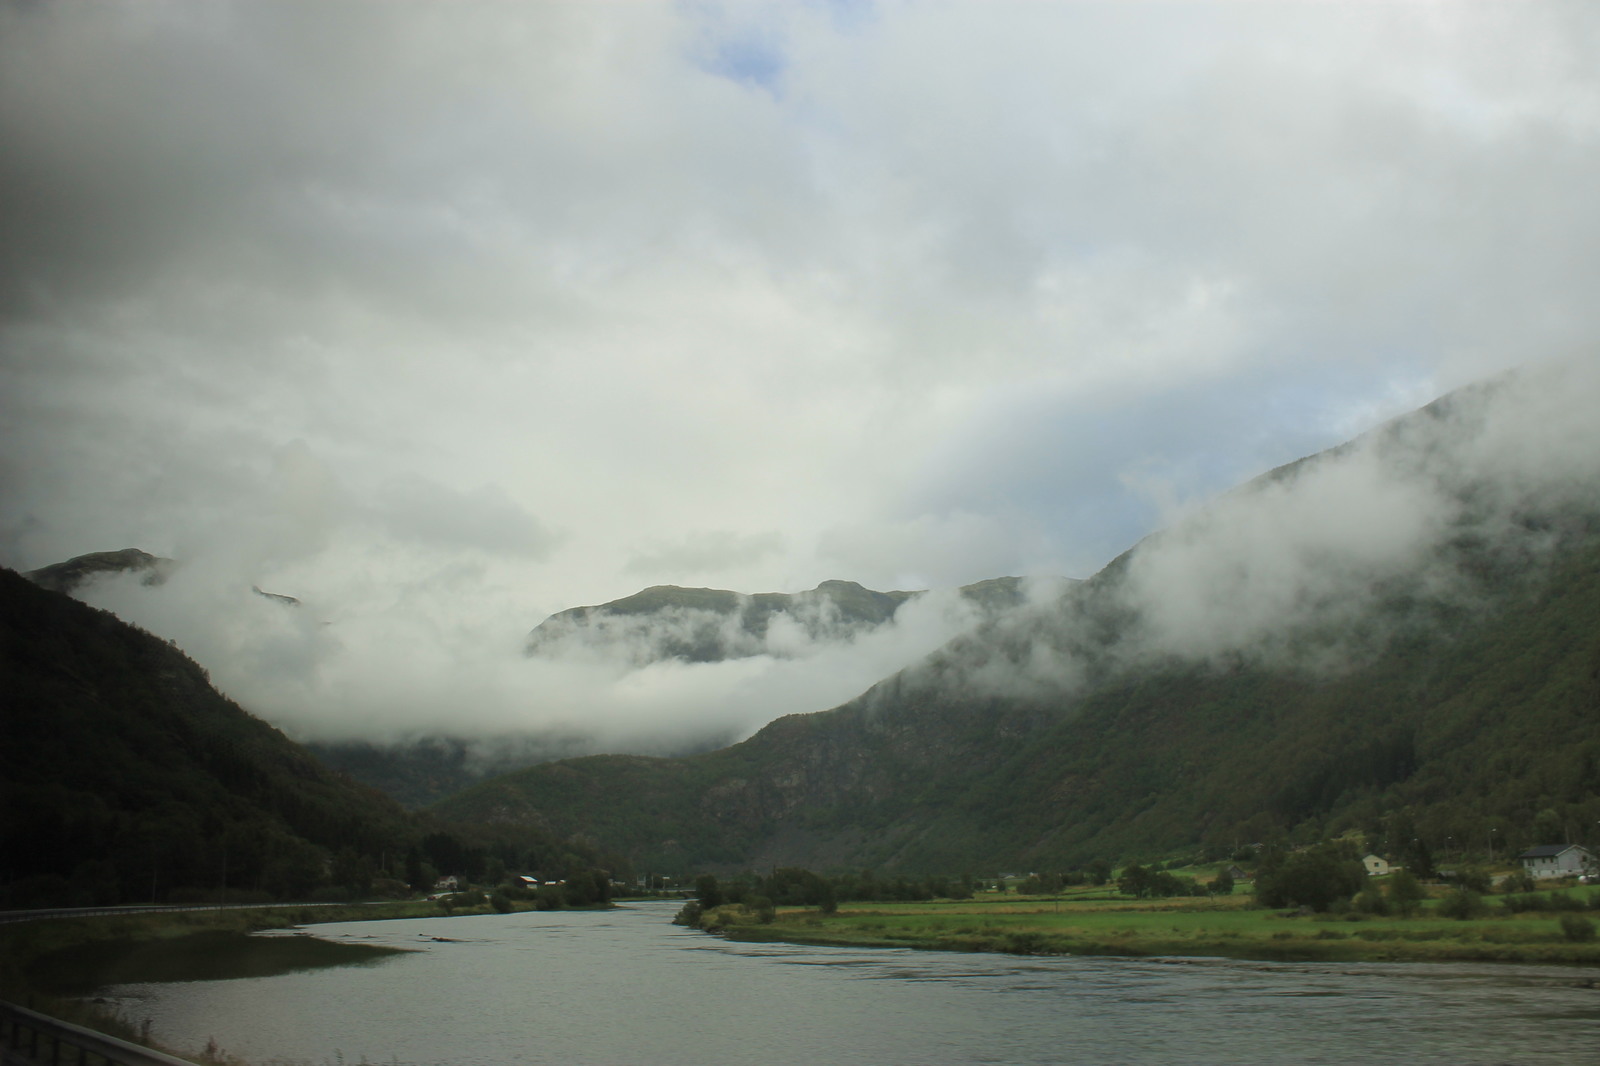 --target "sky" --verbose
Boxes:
[3,1,1599,747]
